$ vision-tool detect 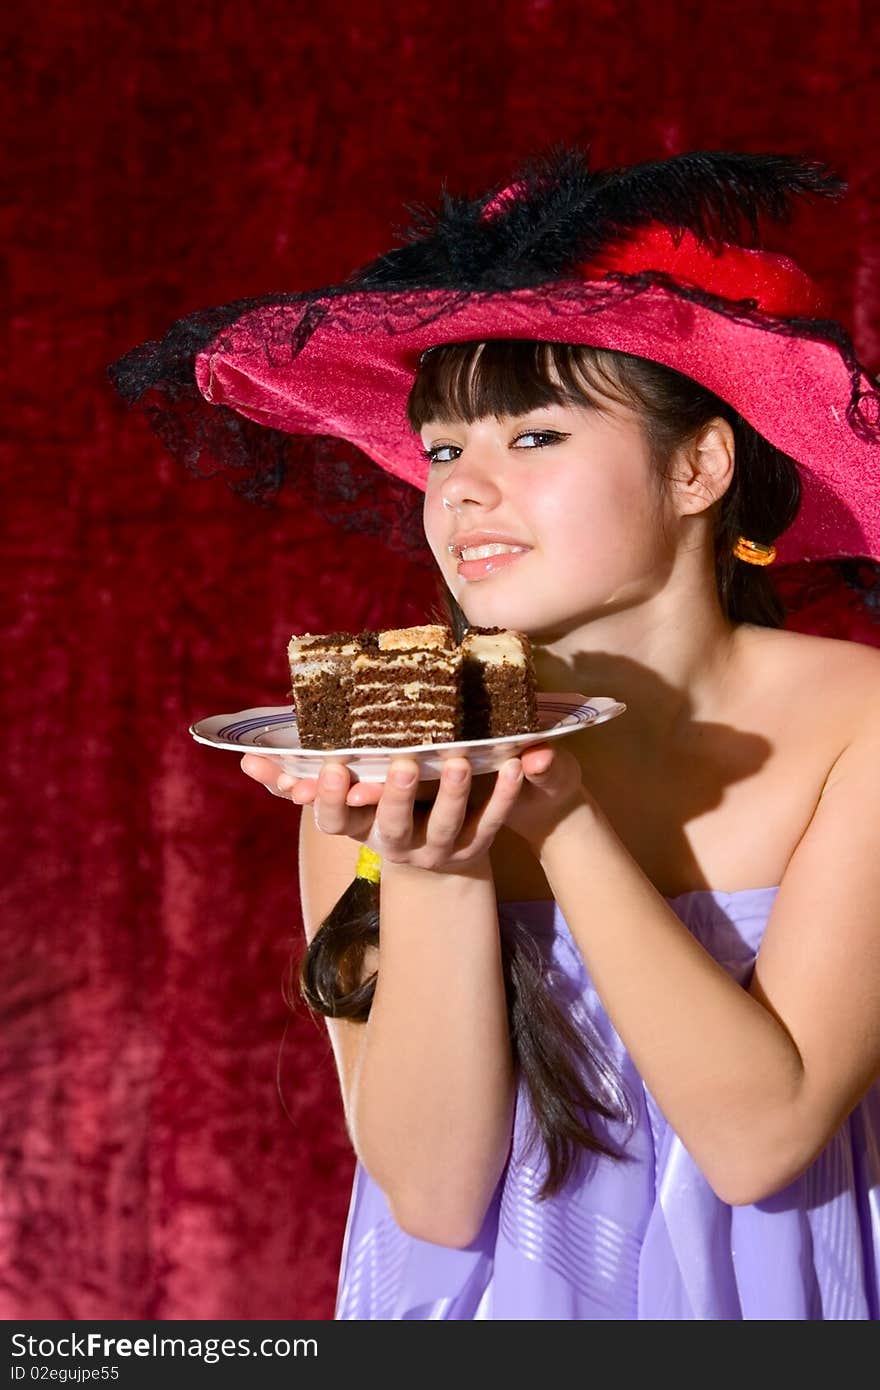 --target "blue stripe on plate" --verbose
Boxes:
[219,713,296,740]
[219,701,599,744]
